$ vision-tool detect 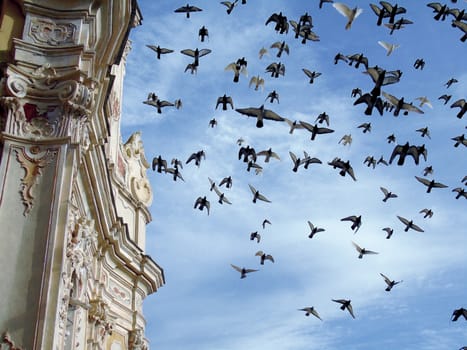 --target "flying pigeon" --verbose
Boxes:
[332,3,363,30]
[332,299,355,318]
[255,251,275,265]
[397,216,424,232]
[174,4,203,18]
[299,307,322,320]
[249,184,271,203]
[235,105,285,128]
[352,241,379,259]
[231,264,258,279]
[380,273,403,291]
